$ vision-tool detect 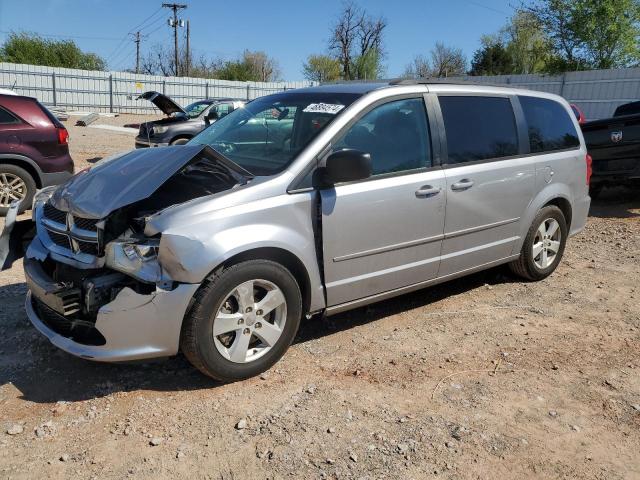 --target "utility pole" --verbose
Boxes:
[185,20,190,77]
[133,31,142,74]
[162,3,187,76]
